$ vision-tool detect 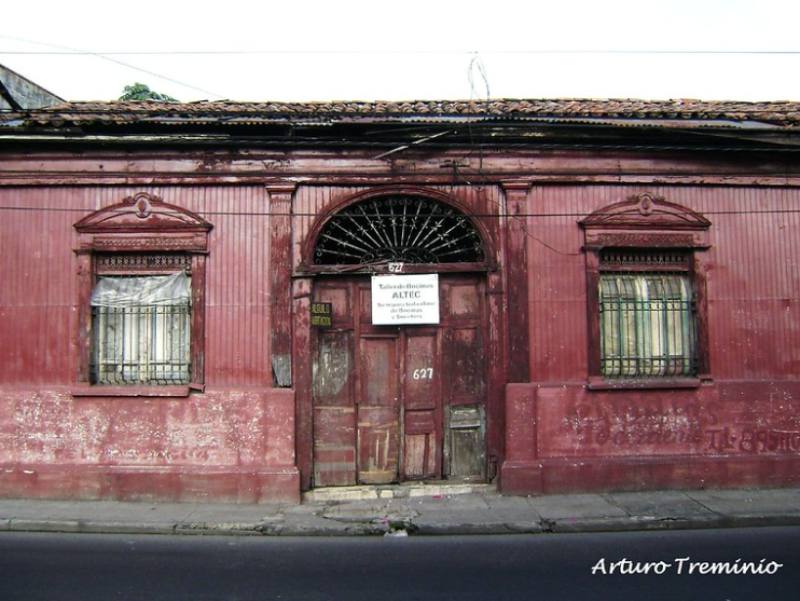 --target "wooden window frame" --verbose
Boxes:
[71,193,212,397]
[580,193,711,390]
